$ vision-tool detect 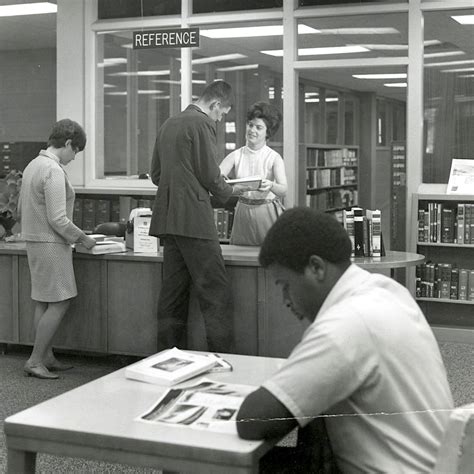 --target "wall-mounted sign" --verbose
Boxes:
[133,28,199,49]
